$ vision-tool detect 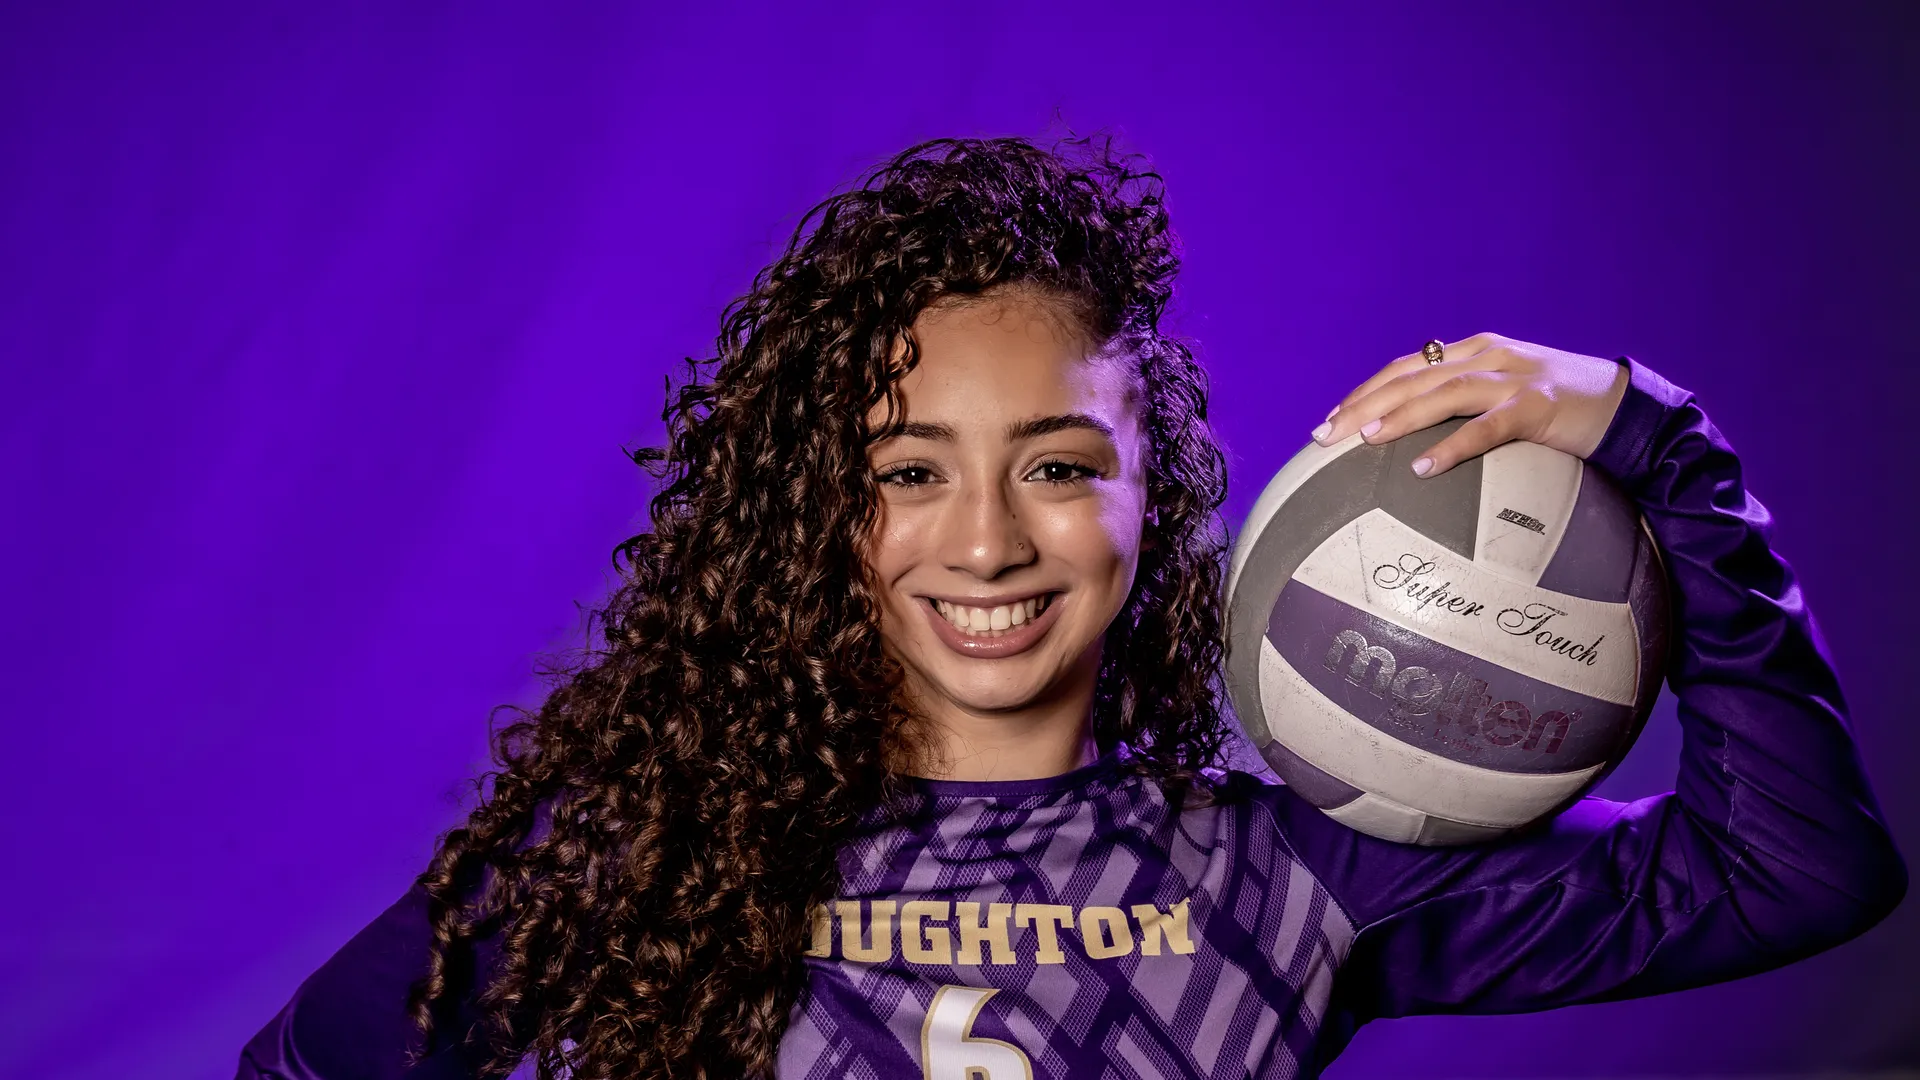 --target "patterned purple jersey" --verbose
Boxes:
[782,763,1352,1080]
[237,359,1906,1080]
